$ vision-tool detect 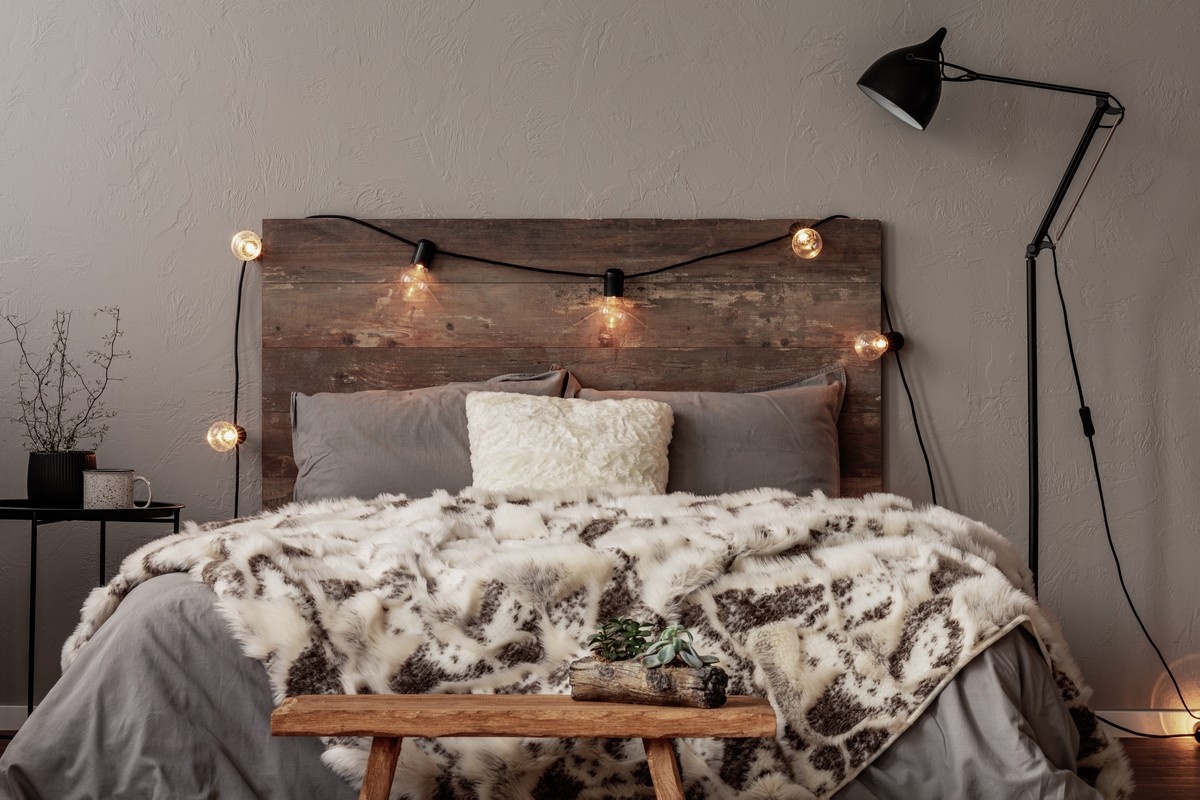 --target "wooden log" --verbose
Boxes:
[568,658,728,709]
